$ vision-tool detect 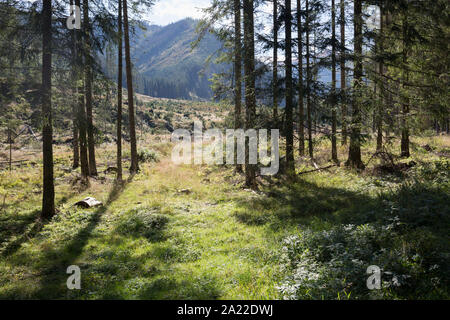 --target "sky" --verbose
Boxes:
[146,0,212,26]
[23,0,212,26]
